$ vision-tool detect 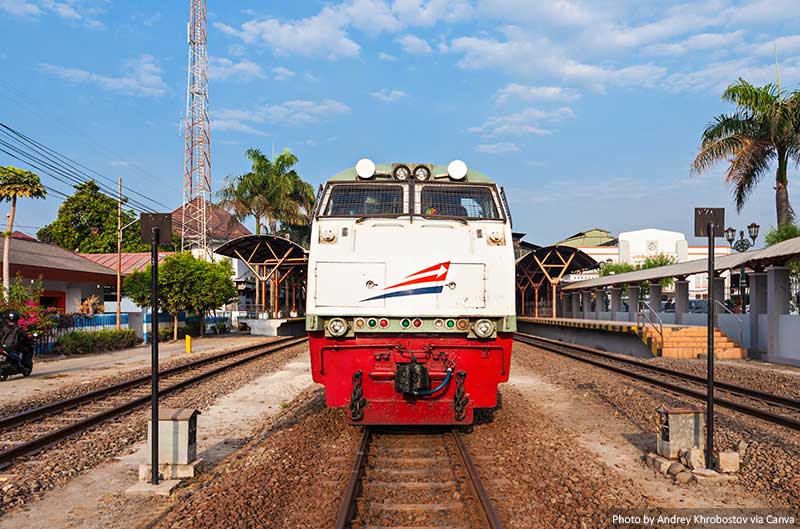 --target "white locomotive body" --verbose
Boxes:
[306,161,516,425]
